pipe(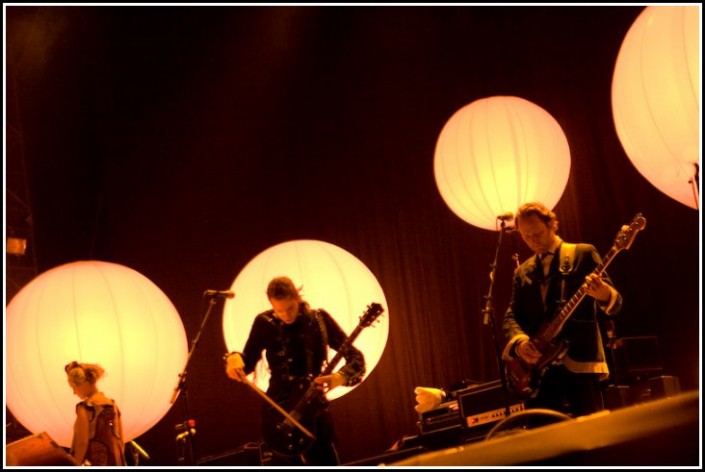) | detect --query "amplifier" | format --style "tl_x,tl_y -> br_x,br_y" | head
419,400 -> 462,433
419,380 -> 525,439
457,380 -> 525,431
464,402 -> 526,429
